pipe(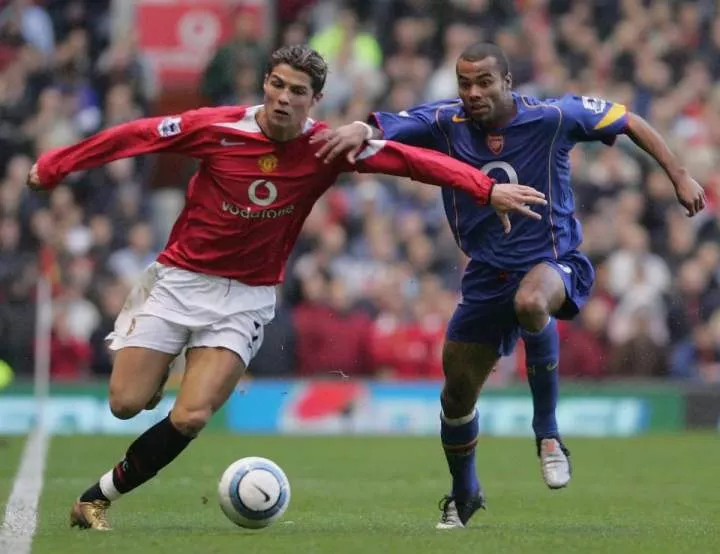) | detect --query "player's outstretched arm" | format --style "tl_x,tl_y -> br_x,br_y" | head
349,139 -> 547,230
27,112 -> 205,191
624,113 -> 706,217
